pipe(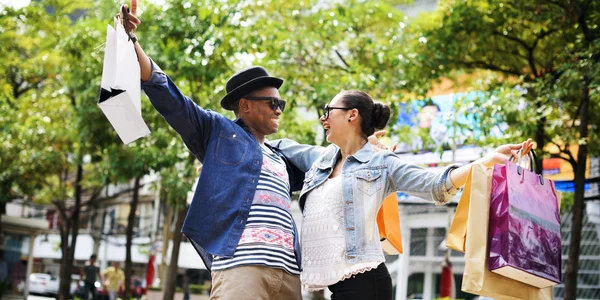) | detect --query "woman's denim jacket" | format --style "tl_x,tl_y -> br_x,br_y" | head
270,139 -> 461,264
